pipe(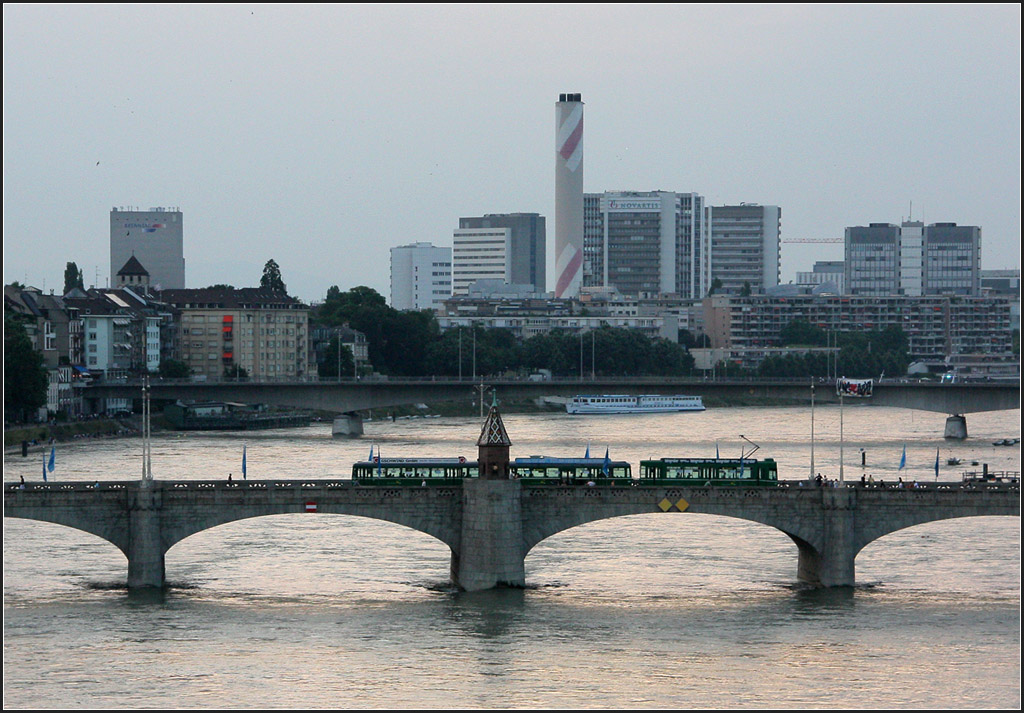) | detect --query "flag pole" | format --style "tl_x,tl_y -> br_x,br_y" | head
839,391 -> 844,482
